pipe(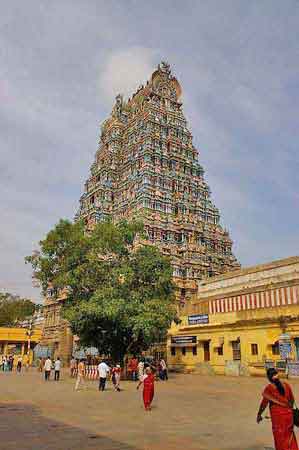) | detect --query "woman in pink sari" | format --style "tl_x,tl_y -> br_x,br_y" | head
137,366 -> 155,411
257,368 -> 298,450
